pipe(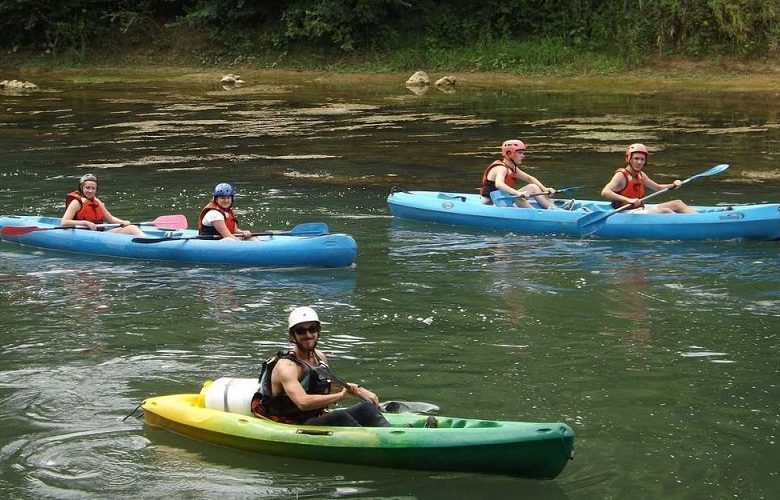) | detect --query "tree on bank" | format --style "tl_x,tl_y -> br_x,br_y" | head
1,0 -> 777,67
